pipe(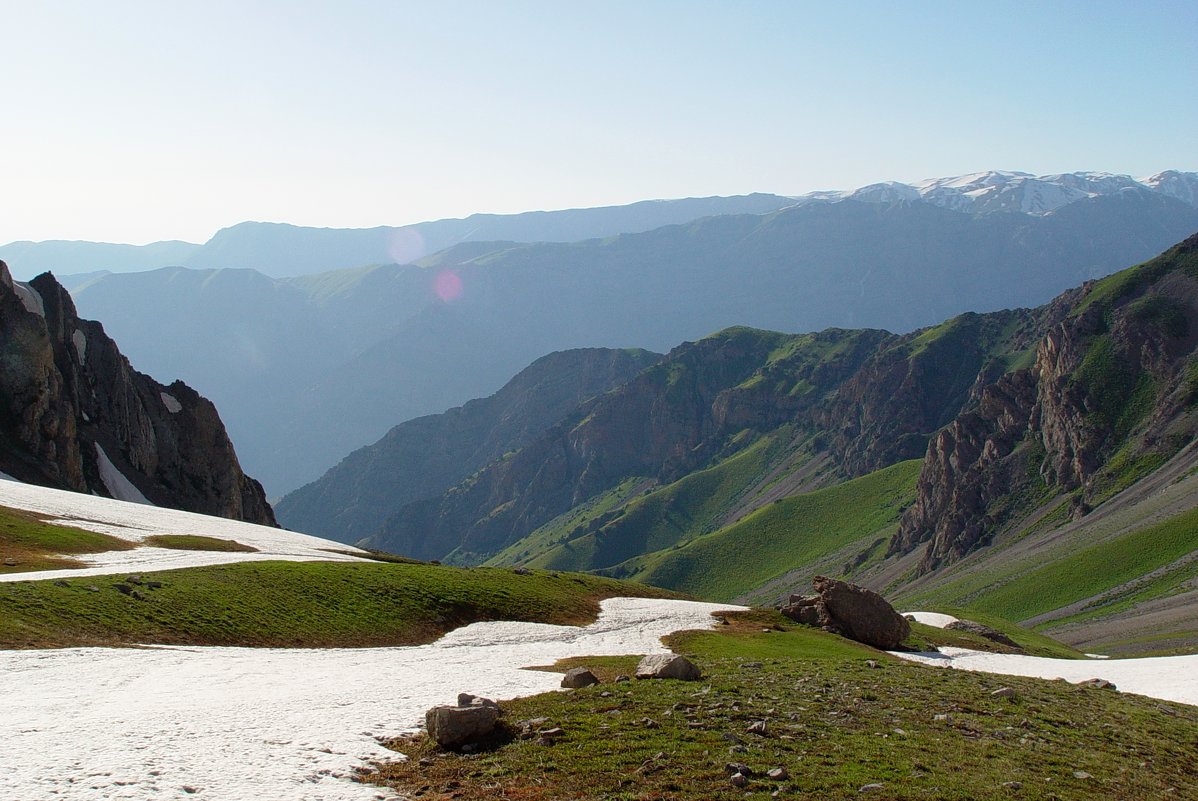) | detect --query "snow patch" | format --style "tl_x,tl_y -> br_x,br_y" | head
160,391 -> 183,413
71,329 -> 87,364
12,281 -> 45,316
0,597 -> 741,801
94,443 -> 153,506
903,611 -> 960,628
0,479 -> 371,581
891,647 -> 1198,707
0,471 -> 18,482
